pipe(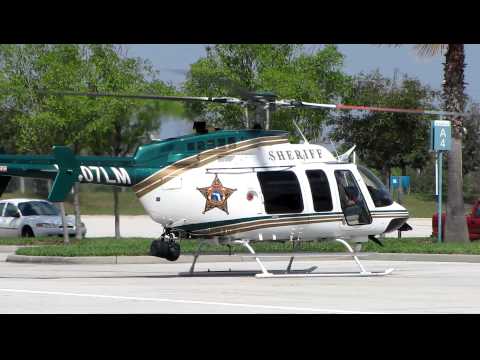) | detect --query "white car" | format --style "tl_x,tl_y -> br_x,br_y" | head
0,198 -> 87,238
